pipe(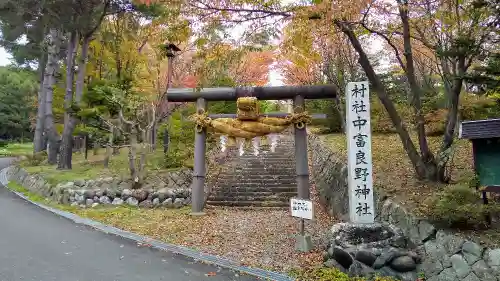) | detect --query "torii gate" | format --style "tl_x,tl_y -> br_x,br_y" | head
166,85 -> 338,215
